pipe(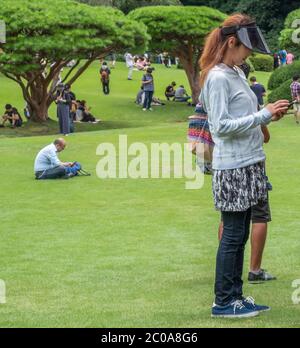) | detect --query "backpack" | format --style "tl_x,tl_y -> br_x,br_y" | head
101,70 -> 109,82
65,162 -> 91,176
